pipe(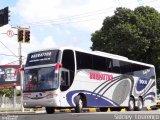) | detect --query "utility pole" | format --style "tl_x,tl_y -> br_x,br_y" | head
17,26 -> 30,112
10,26 -> 24,112
19,41 -> 24,112
19,42 -> 22,69
17,27 -> 22,112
